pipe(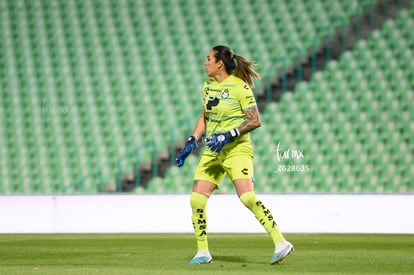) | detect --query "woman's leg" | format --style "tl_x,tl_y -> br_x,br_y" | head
187,180 -> 216,264
234,178 -> 294,264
